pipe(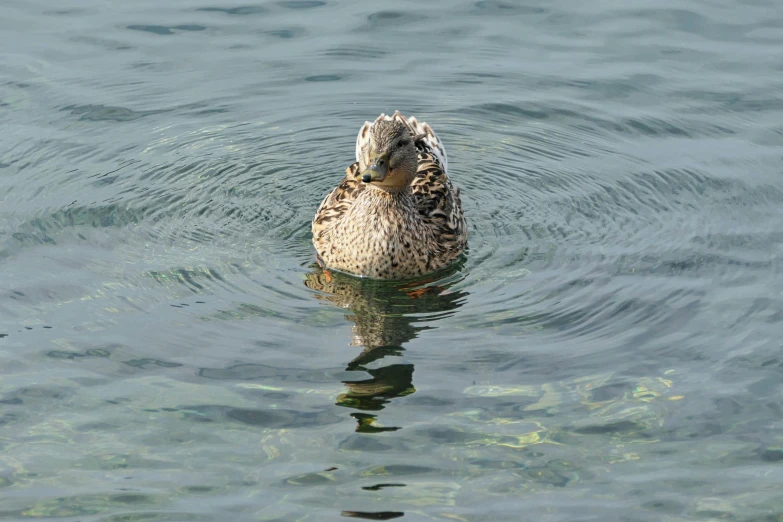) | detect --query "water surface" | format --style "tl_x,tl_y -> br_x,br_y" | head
2,0 -> 783,520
